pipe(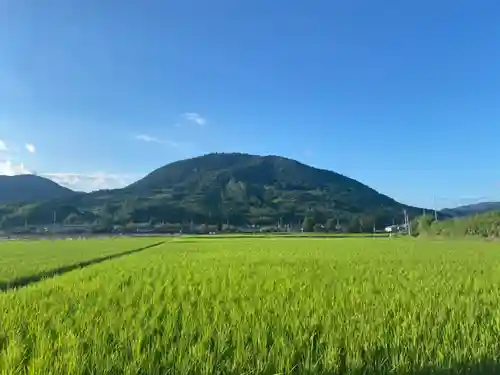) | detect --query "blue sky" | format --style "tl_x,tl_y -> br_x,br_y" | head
1,1 -> 499,208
